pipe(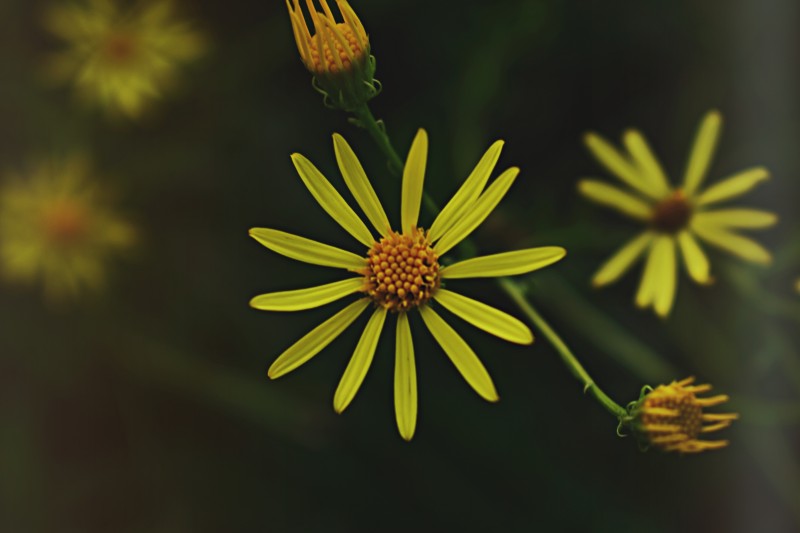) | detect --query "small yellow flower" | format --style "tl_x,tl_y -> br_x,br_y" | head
0,155 -> 136,301
579,110 -> 777,317
285,0 -> 379,111
44,0 -> 205,118
250,131 -> 566,440
628,377 -> 738,453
